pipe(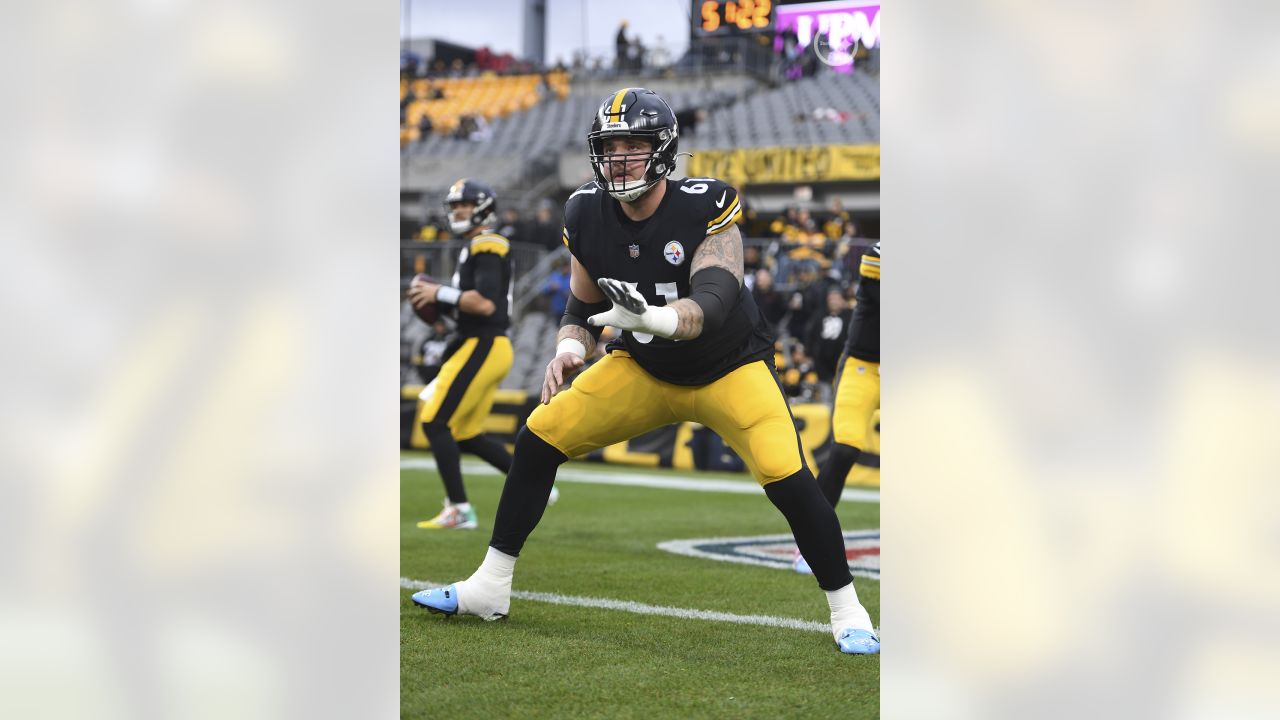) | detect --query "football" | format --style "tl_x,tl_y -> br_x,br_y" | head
410,273 -> 439,323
